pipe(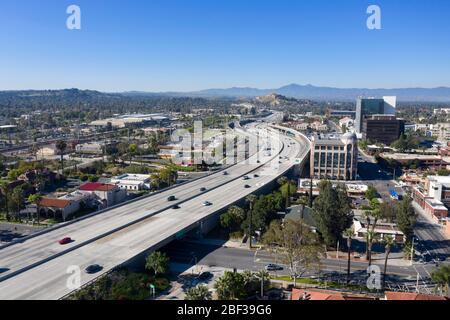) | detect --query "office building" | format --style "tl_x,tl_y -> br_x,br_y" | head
355,97 -> 397,133
362,115 -> 405,145
310,132 -> 358,181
